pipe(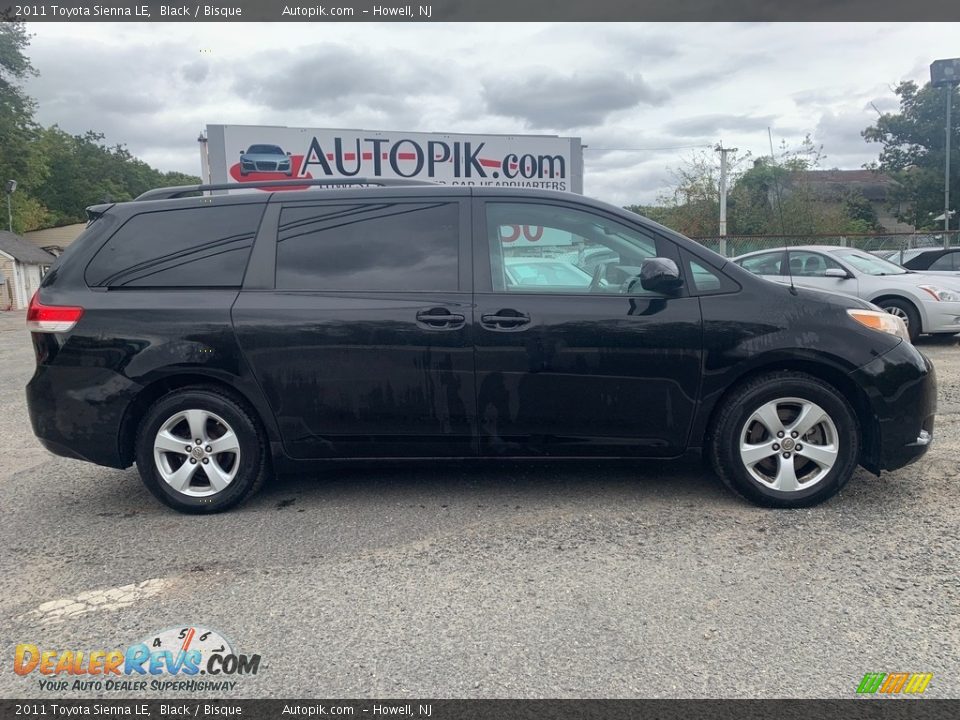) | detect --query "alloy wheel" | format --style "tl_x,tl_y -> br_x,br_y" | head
153,409 -> 241,497
738,397 -> 839,492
